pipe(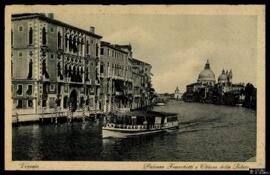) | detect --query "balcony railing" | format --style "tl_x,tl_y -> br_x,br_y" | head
85,79 -> 92,85
57,76 -> 64,82
115,91 -> 123,96
134,94 -> 141,98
